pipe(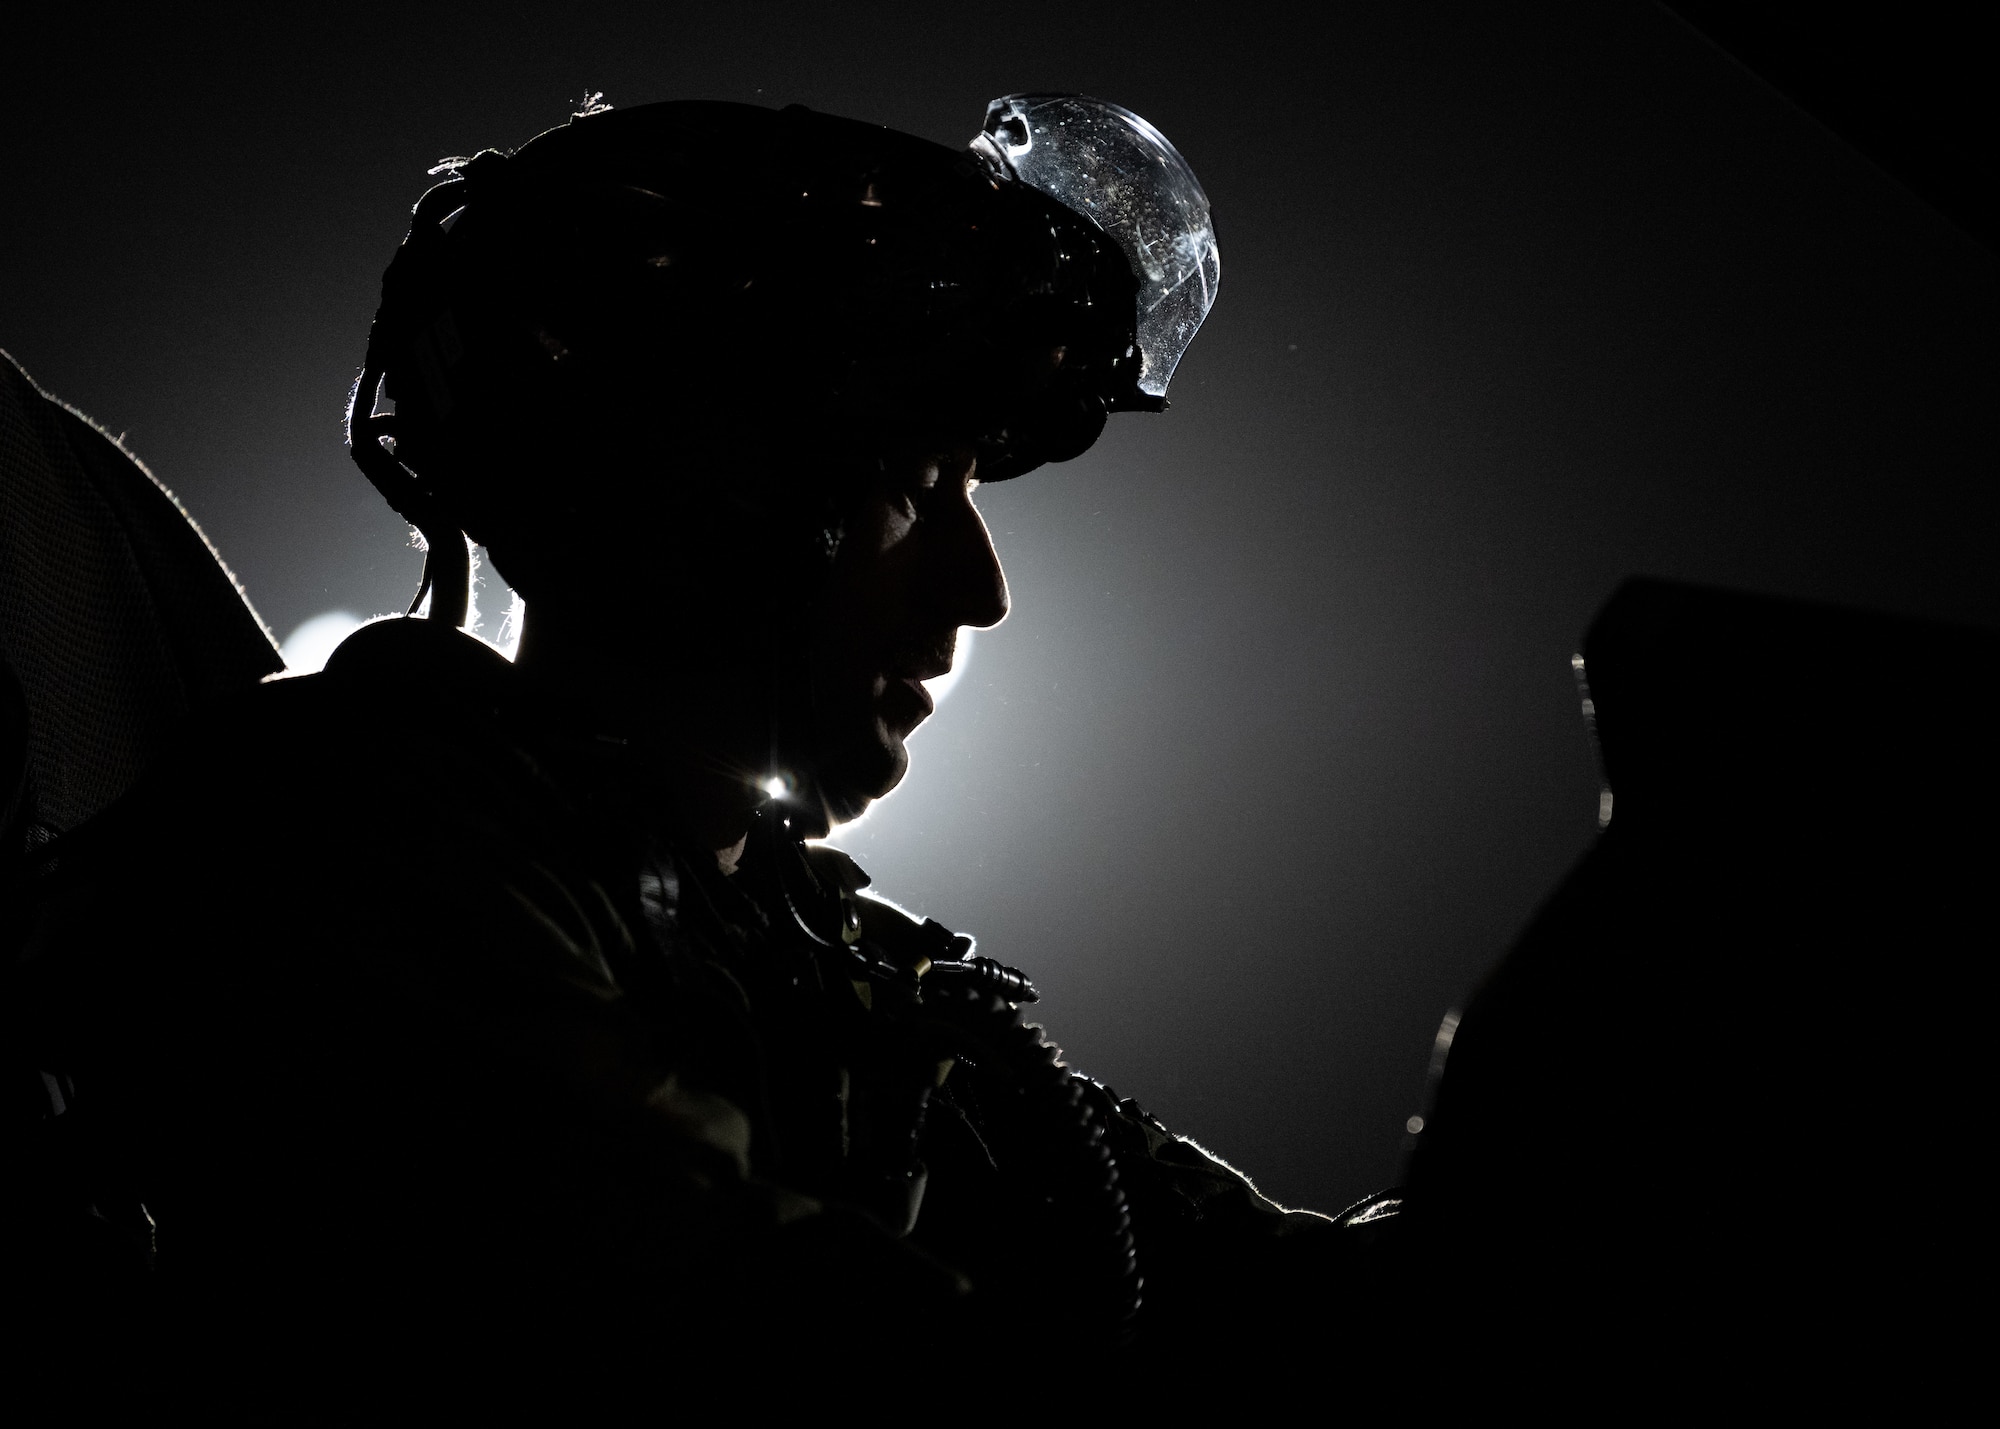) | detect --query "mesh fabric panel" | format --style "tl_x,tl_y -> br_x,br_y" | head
0,349 -> 283,840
